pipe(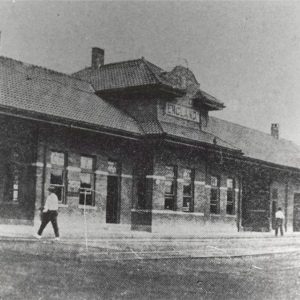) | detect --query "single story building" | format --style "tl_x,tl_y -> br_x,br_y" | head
1,48 -> 300,234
